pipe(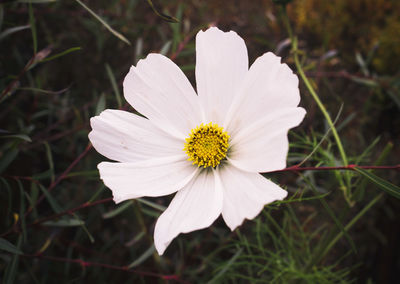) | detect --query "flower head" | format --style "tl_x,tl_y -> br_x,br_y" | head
89,27 -> 306,255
